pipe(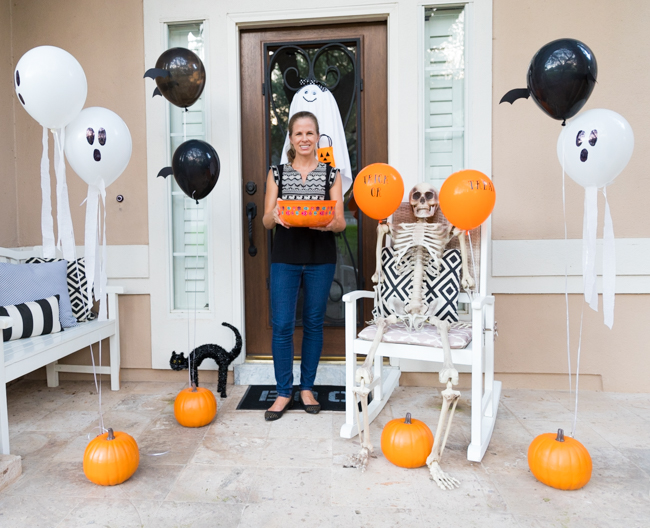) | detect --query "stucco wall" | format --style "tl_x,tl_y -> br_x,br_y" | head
492,0 -> 650,392
10,0 -> 148,247
0,0 -> 18,248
